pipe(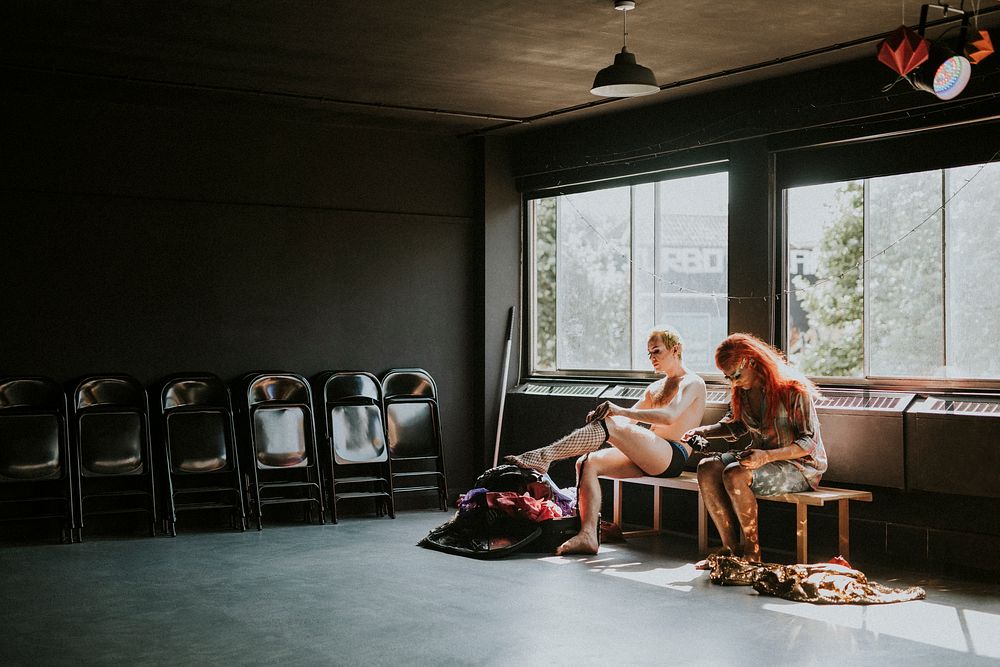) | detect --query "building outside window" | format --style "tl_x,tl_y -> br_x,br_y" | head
530,170 -> 728,376
786,161 -> 1000,381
